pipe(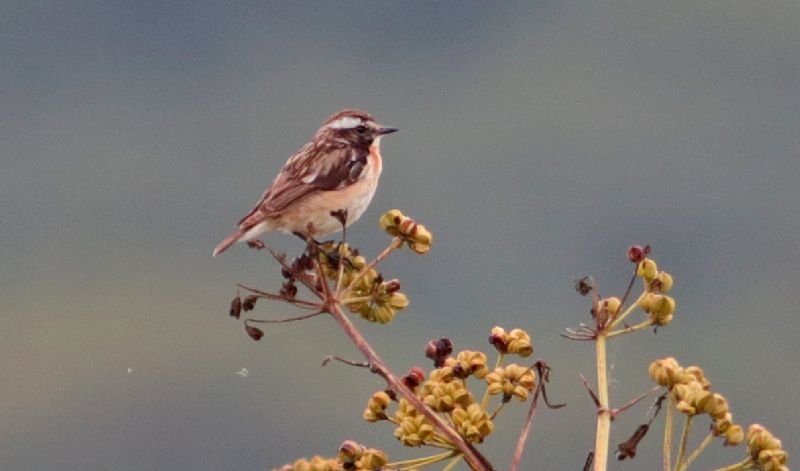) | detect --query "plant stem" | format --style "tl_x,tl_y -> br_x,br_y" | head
712,458 -> 754,471
326,302 -> 493,471
441,455 -> 464,471
594,332 -> 611,471
674,415 -> 693,471
608,291 -> 646,329
387,450 -> 458,469
480,353 -> 504,410
680,432 -> 714,471
663,398 -> 675,471
340,237 -> 403,297
606,320 -> 654,338
509,371 -> 543,471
